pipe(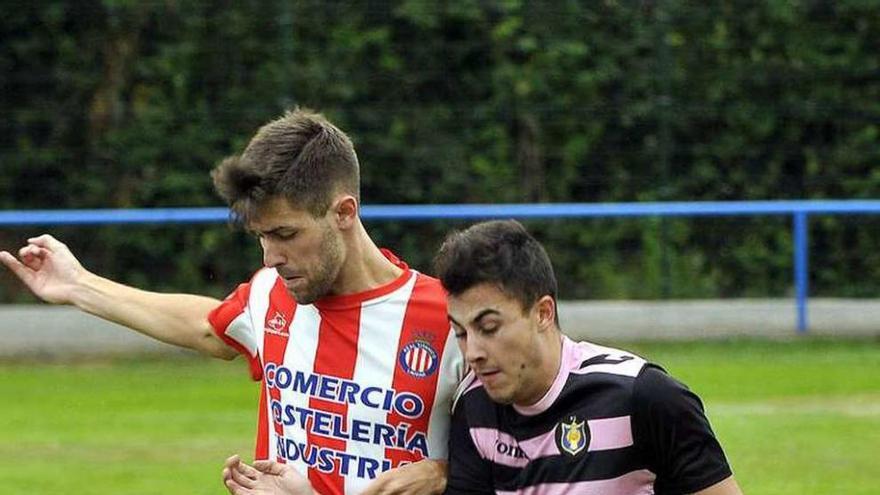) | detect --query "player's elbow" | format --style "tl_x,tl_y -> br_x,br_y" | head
202,337 -> 238,360
192,326 -> 237,360
213,346 -> 238,360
